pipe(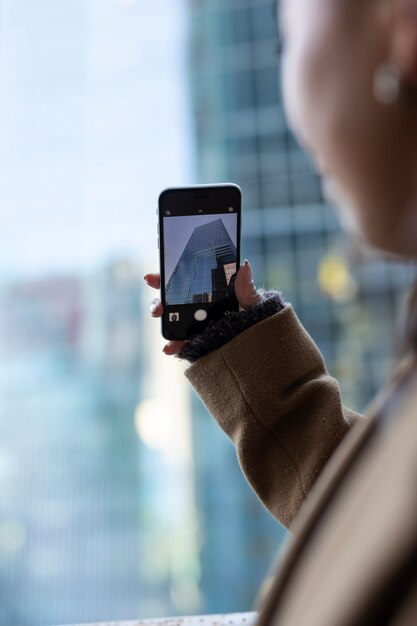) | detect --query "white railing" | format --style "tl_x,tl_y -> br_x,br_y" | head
56,611 -> 258,626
